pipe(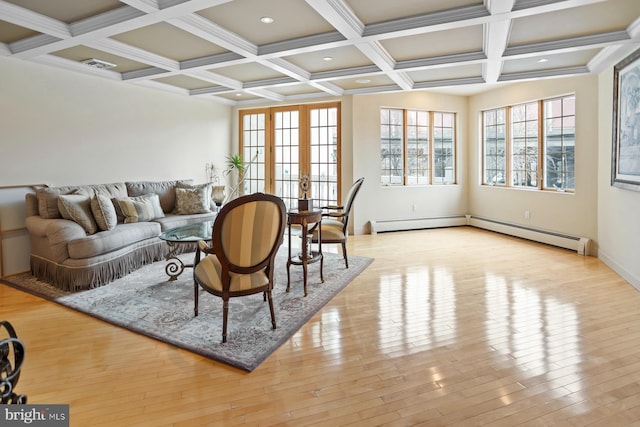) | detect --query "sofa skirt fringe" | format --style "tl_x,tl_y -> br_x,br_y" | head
29,242 -> 187,292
